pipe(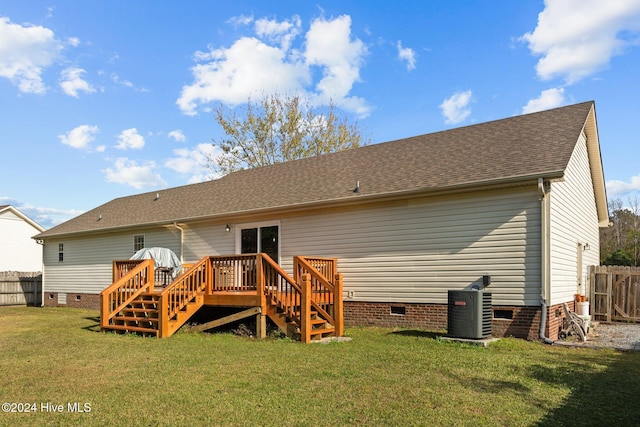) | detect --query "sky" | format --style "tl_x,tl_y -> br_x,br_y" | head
1,0 -> 640,229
